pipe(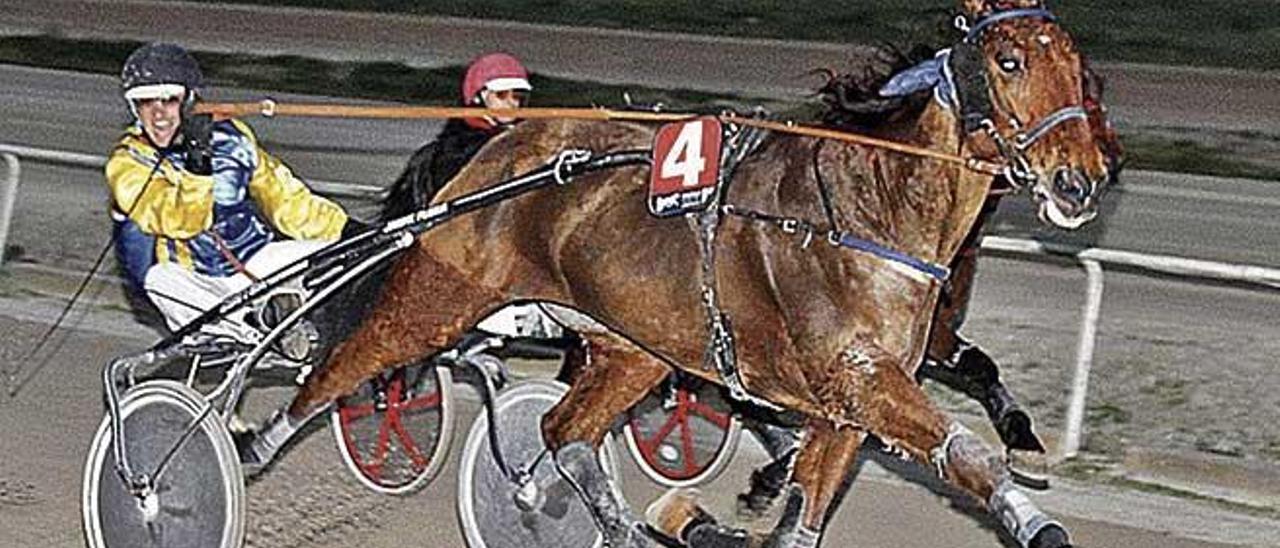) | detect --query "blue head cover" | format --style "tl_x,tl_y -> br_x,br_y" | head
876,7 -> 1058,111
878,49 -> 957,111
